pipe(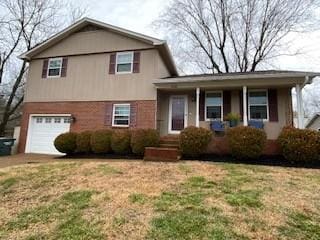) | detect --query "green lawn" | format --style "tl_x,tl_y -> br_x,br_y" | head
0,159 -> 319,239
